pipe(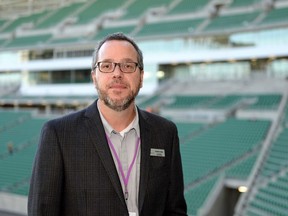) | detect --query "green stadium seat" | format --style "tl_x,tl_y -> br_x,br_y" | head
204,12 -> 260,32
0,145 -> 37,194
119,0 -> 169,20
35,2 -> 84,29
260,7 -> 288,26
229,0 -> 262,8
184,177 -> 218,216
136,18 -> 203,38
168,0 -> 210,15
4,34 -> 51,48
93,25 -> 136,40
1,11 -> 48,33
75,0 -> 126,25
